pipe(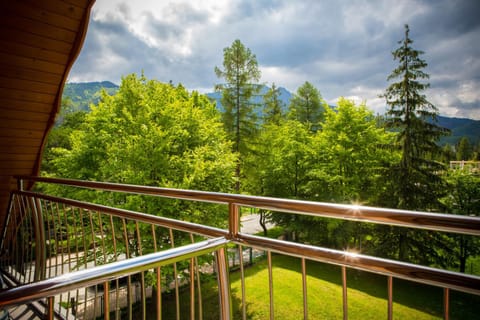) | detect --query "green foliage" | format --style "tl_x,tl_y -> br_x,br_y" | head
262,83 -> 285,125
381,25 -> 449,211
47,73 -> 236,227
440,169 -> 480,272
288,81 -> 326,132
214,39 -> 262,191
456,137 -> 473,160
310,98 -> 398,203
